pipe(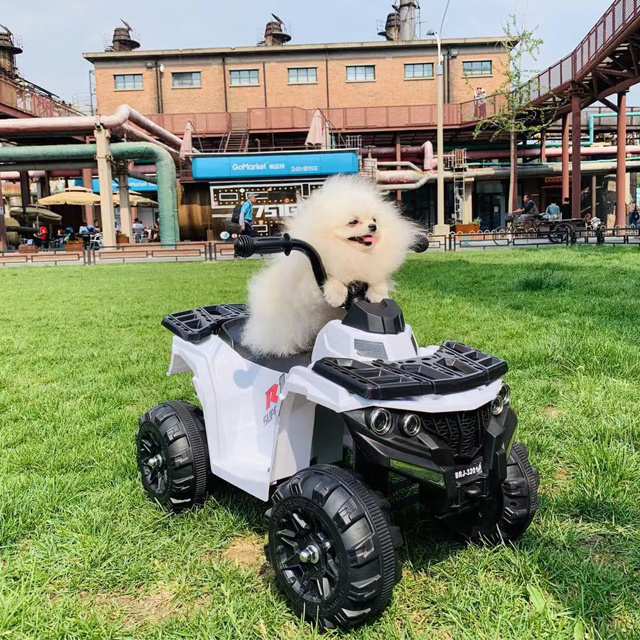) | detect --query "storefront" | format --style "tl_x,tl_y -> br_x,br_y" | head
183,150 -> 359,240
